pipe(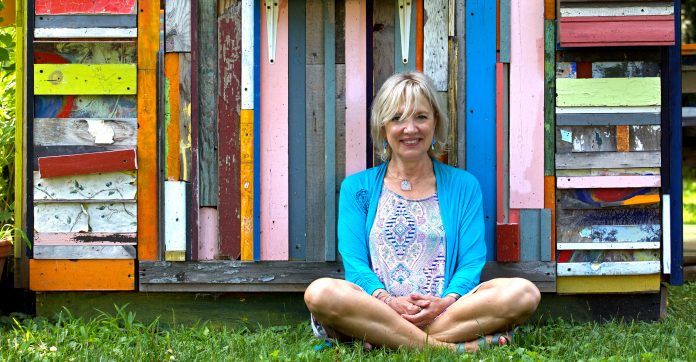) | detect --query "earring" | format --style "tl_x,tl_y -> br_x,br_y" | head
431,139 -> 436,151
383,141 -> 388,155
